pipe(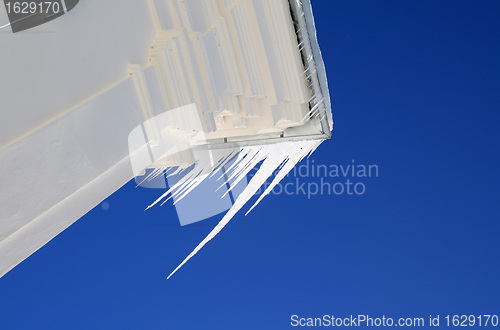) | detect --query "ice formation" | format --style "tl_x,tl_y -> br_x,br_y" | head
120,0 -> 333,278
144,139 -> 322,279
